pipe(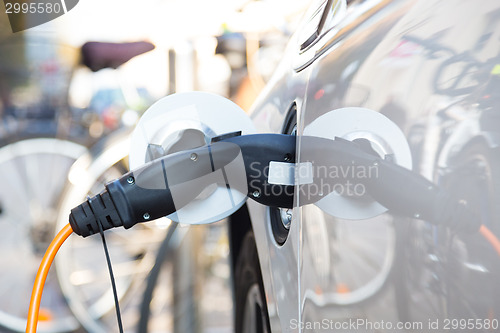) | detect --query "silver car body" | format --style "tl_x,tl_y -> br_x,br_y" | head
247,0 -> 500,331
